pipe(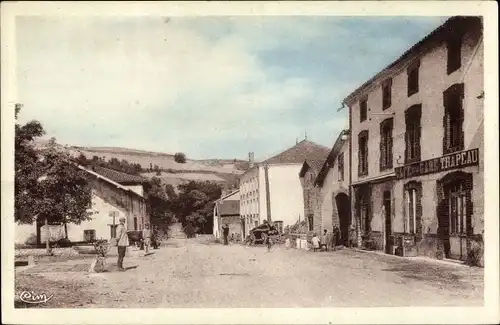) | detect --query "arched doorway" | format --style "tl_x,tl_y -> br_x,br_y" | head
335,192 -> 350,246
436,171 -> 473,260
